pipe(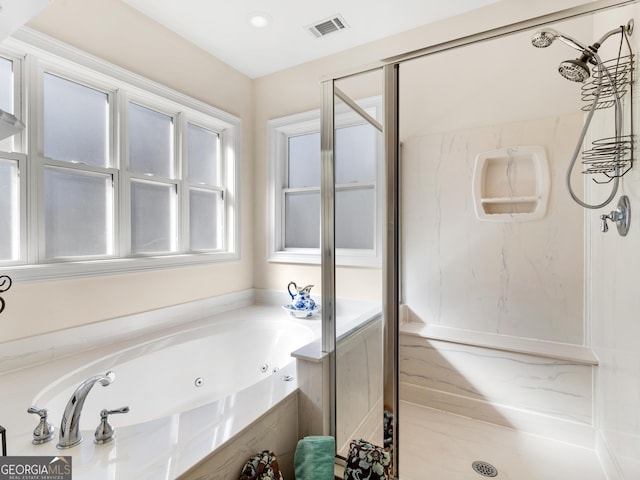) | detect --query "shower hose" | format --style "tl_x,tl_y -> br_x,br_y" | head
565,52 -> 624,209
